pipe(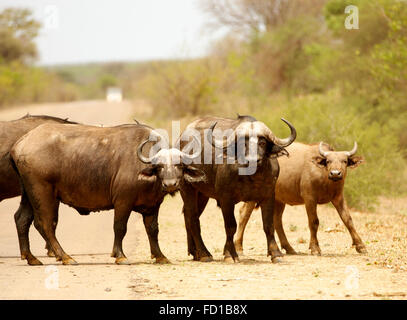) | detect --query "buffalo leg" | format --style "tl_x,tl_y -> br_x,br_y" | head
182,205 -> 196,258
183,193 -> 209,260
260,198 -> 283,262
187,193 -> 209,258
14,192 -> 42,265
44,214 -> 58,257
143,209 -> 169,264
274,201 -> 297,254
33,199 -> 75,265
45,242 -> 54,257
304,200 -> 321,255
220,201 -> 239,263
111,207 -> 131,265
234,201 -> 256,255
331,195 -> 367,253
181,188 -> 212,262
31,203 -> 64,262
182,208 -> 212,261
